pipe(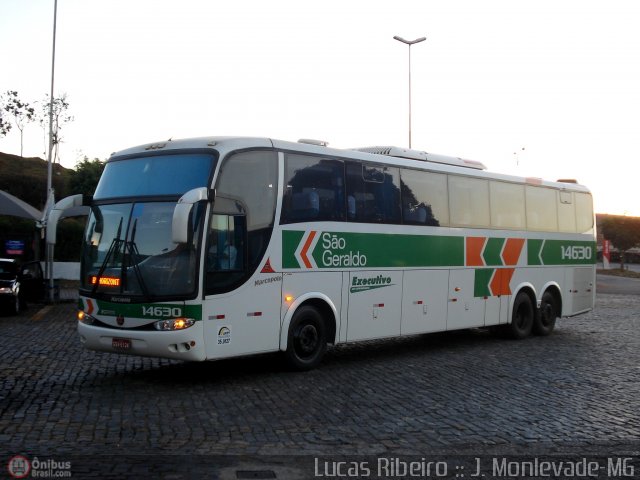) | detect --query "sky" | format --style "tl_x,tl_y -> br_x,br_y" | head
1,0 -> 639,216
